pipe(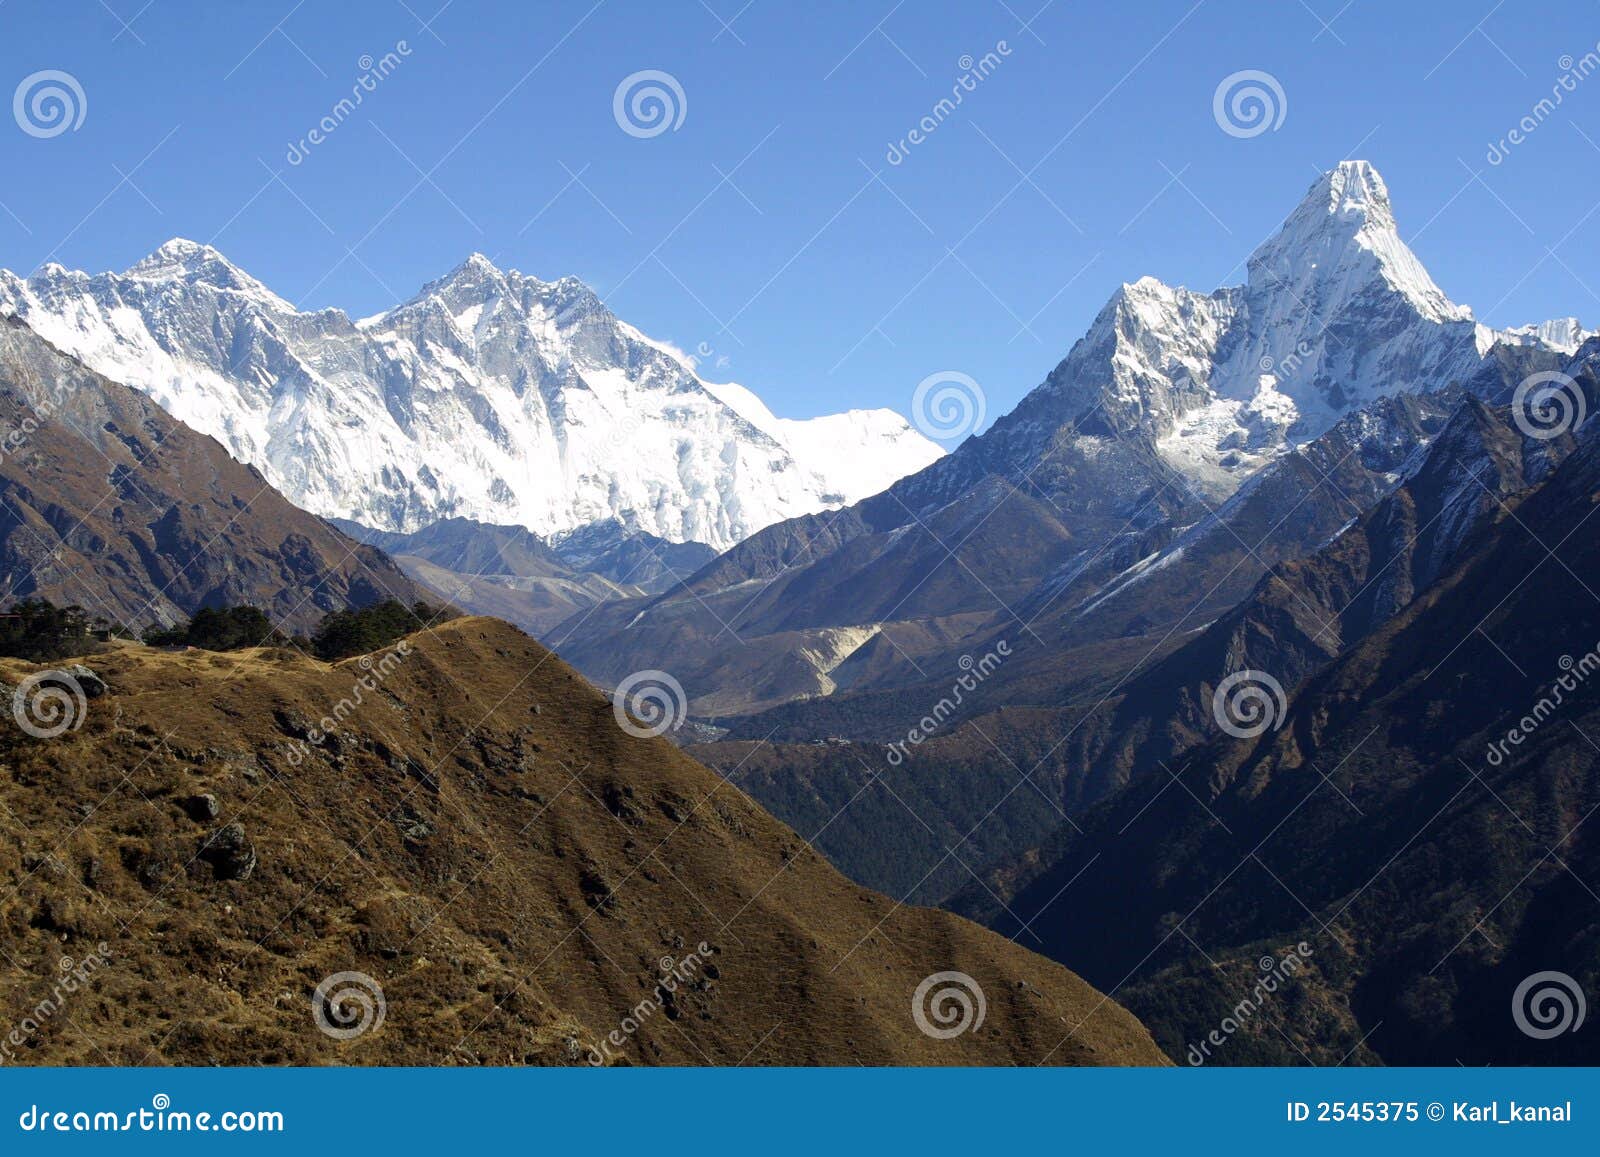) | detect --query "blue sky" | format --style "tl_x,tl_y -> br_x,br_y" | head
2,0 -> 1598,433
